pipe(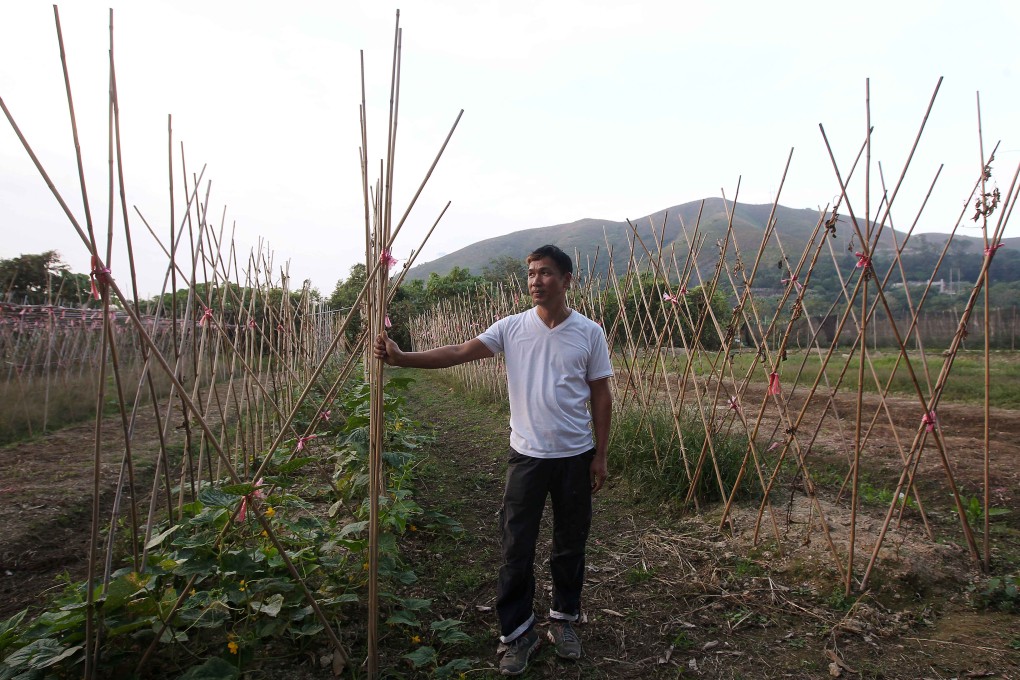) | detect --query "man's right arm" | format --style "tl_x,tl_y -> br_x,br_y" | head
374,334 -> 494,368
